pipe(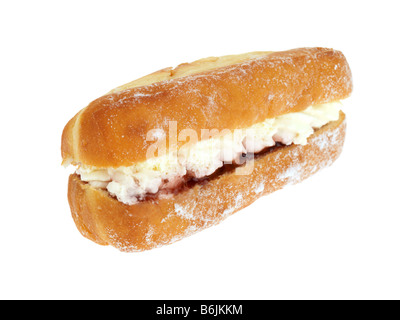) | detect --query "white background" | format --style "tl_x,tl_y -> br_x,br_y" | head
1,0 -> 399,300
